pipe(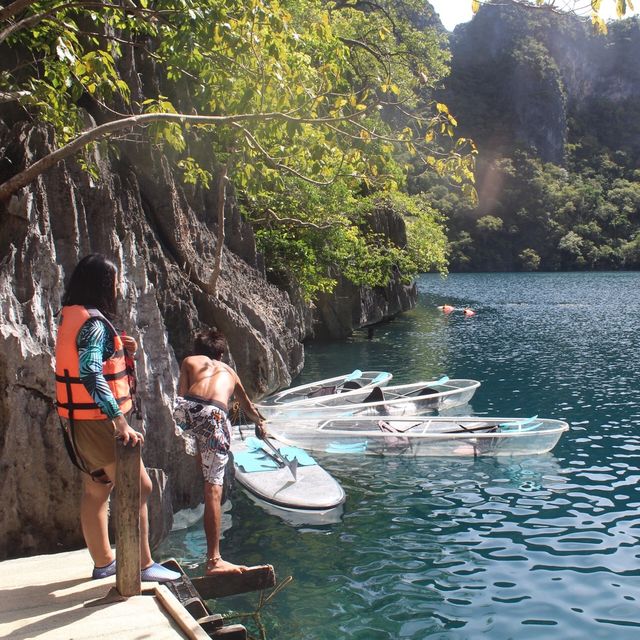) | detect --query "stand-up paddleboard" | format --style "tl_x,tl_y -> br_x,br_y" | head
231,435 -> 345,523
